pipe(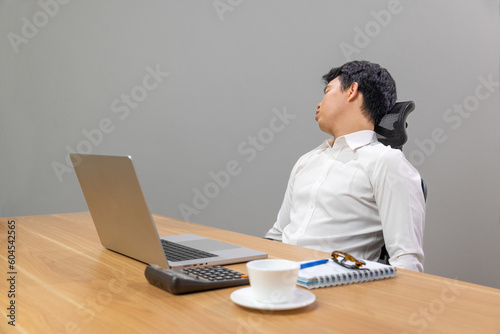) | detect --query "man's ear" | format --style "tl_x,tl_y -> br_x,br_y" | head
346,82 -> 361,102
